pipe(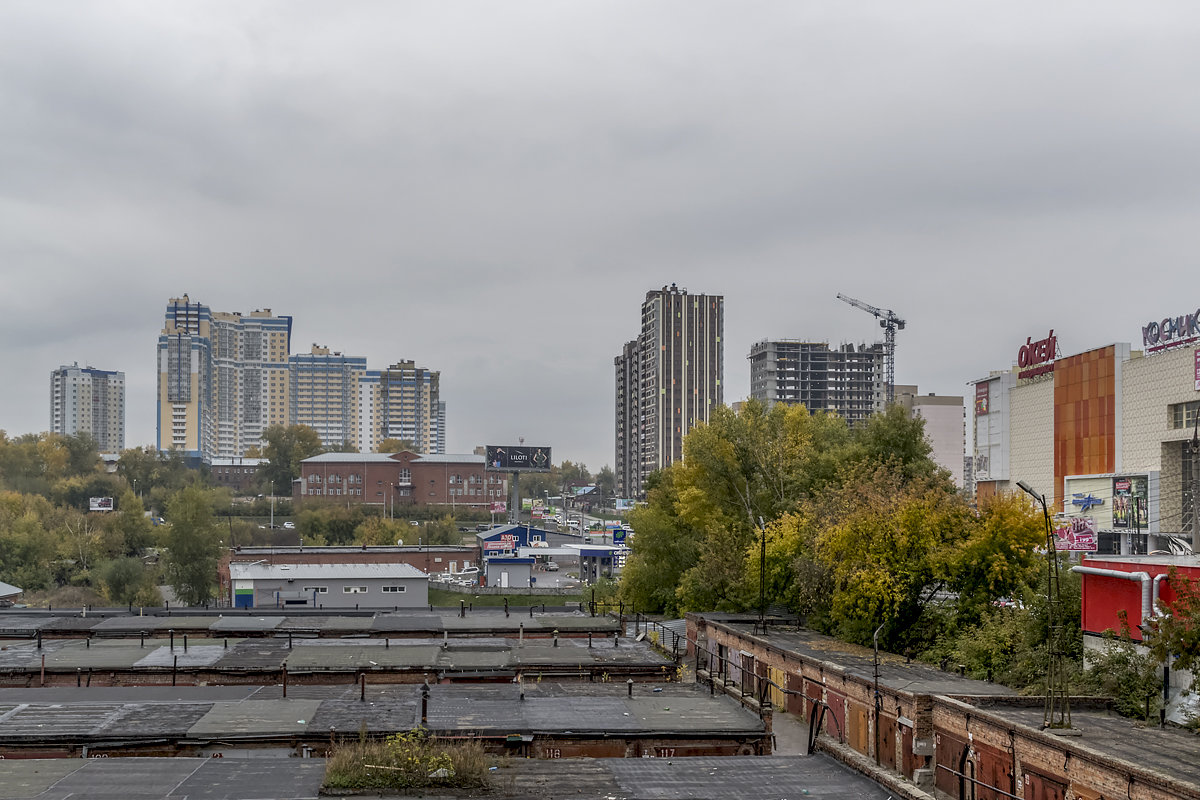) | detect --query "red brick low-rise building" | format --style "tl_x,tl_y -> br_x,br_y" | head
295,451 -> 507,510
